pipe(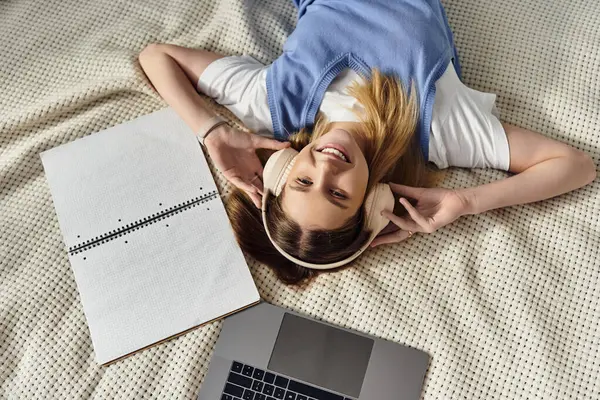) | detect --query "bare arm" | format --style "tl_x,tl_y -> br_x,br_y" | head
460,123 -> 597,214
372,123 -> 596,246
138,43 -> 224,133
137,44 -> 288,207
